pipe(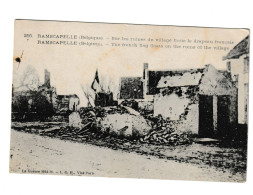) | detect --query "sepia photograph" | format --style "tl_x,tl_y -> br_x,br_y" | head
9,20 -> 249,183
